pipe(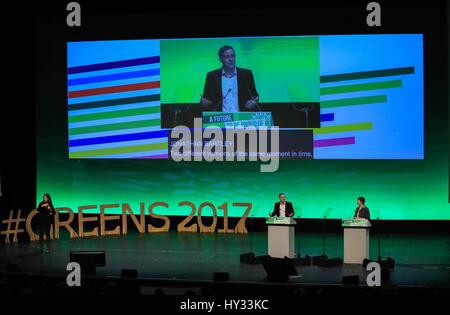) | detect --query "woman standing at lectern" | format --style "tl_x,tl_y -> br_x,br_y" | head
354,196 -> 370,220
36,193 -> 55,254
